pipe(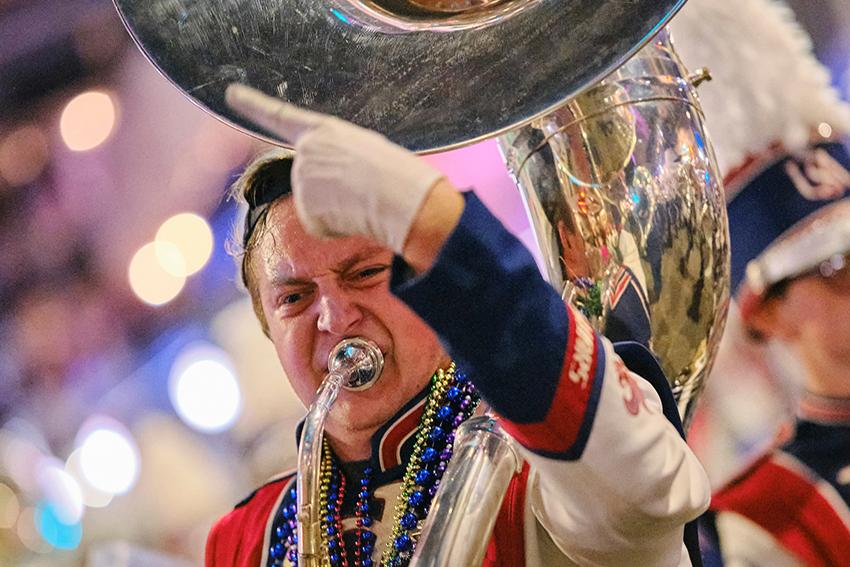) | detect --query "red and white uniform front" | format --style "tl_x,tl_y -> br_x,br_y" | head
708,394 -> 850,567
